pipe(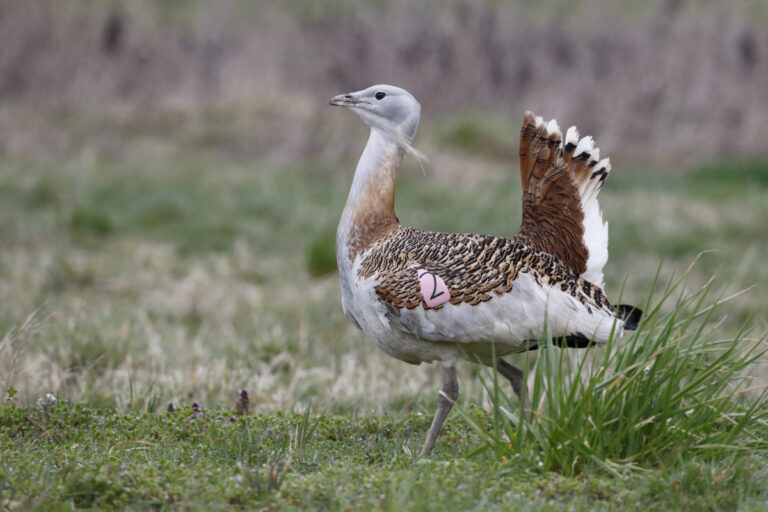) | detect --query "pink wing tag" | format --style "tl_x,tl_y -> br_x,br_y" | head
417,269 -> 450,308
